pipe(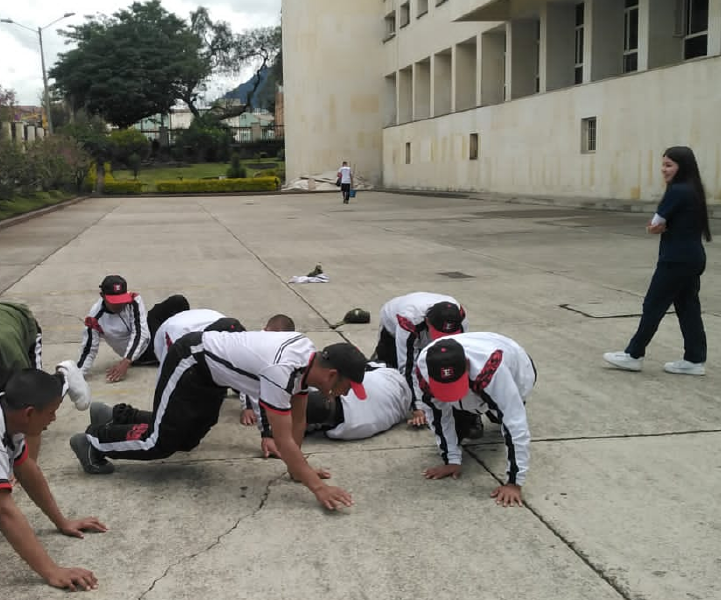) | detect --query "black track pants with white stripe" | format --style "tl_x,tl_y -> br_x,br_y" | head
86,332 -> 225,461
